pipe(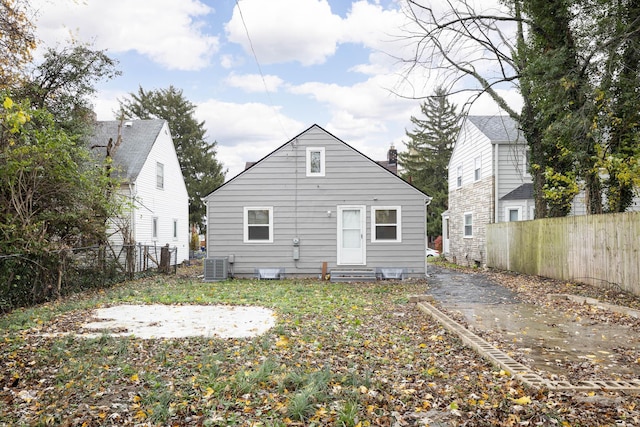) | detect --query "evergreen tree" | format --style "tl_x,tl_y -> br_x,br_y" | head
398,87 -> 460,240
119,86 -> 226,232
